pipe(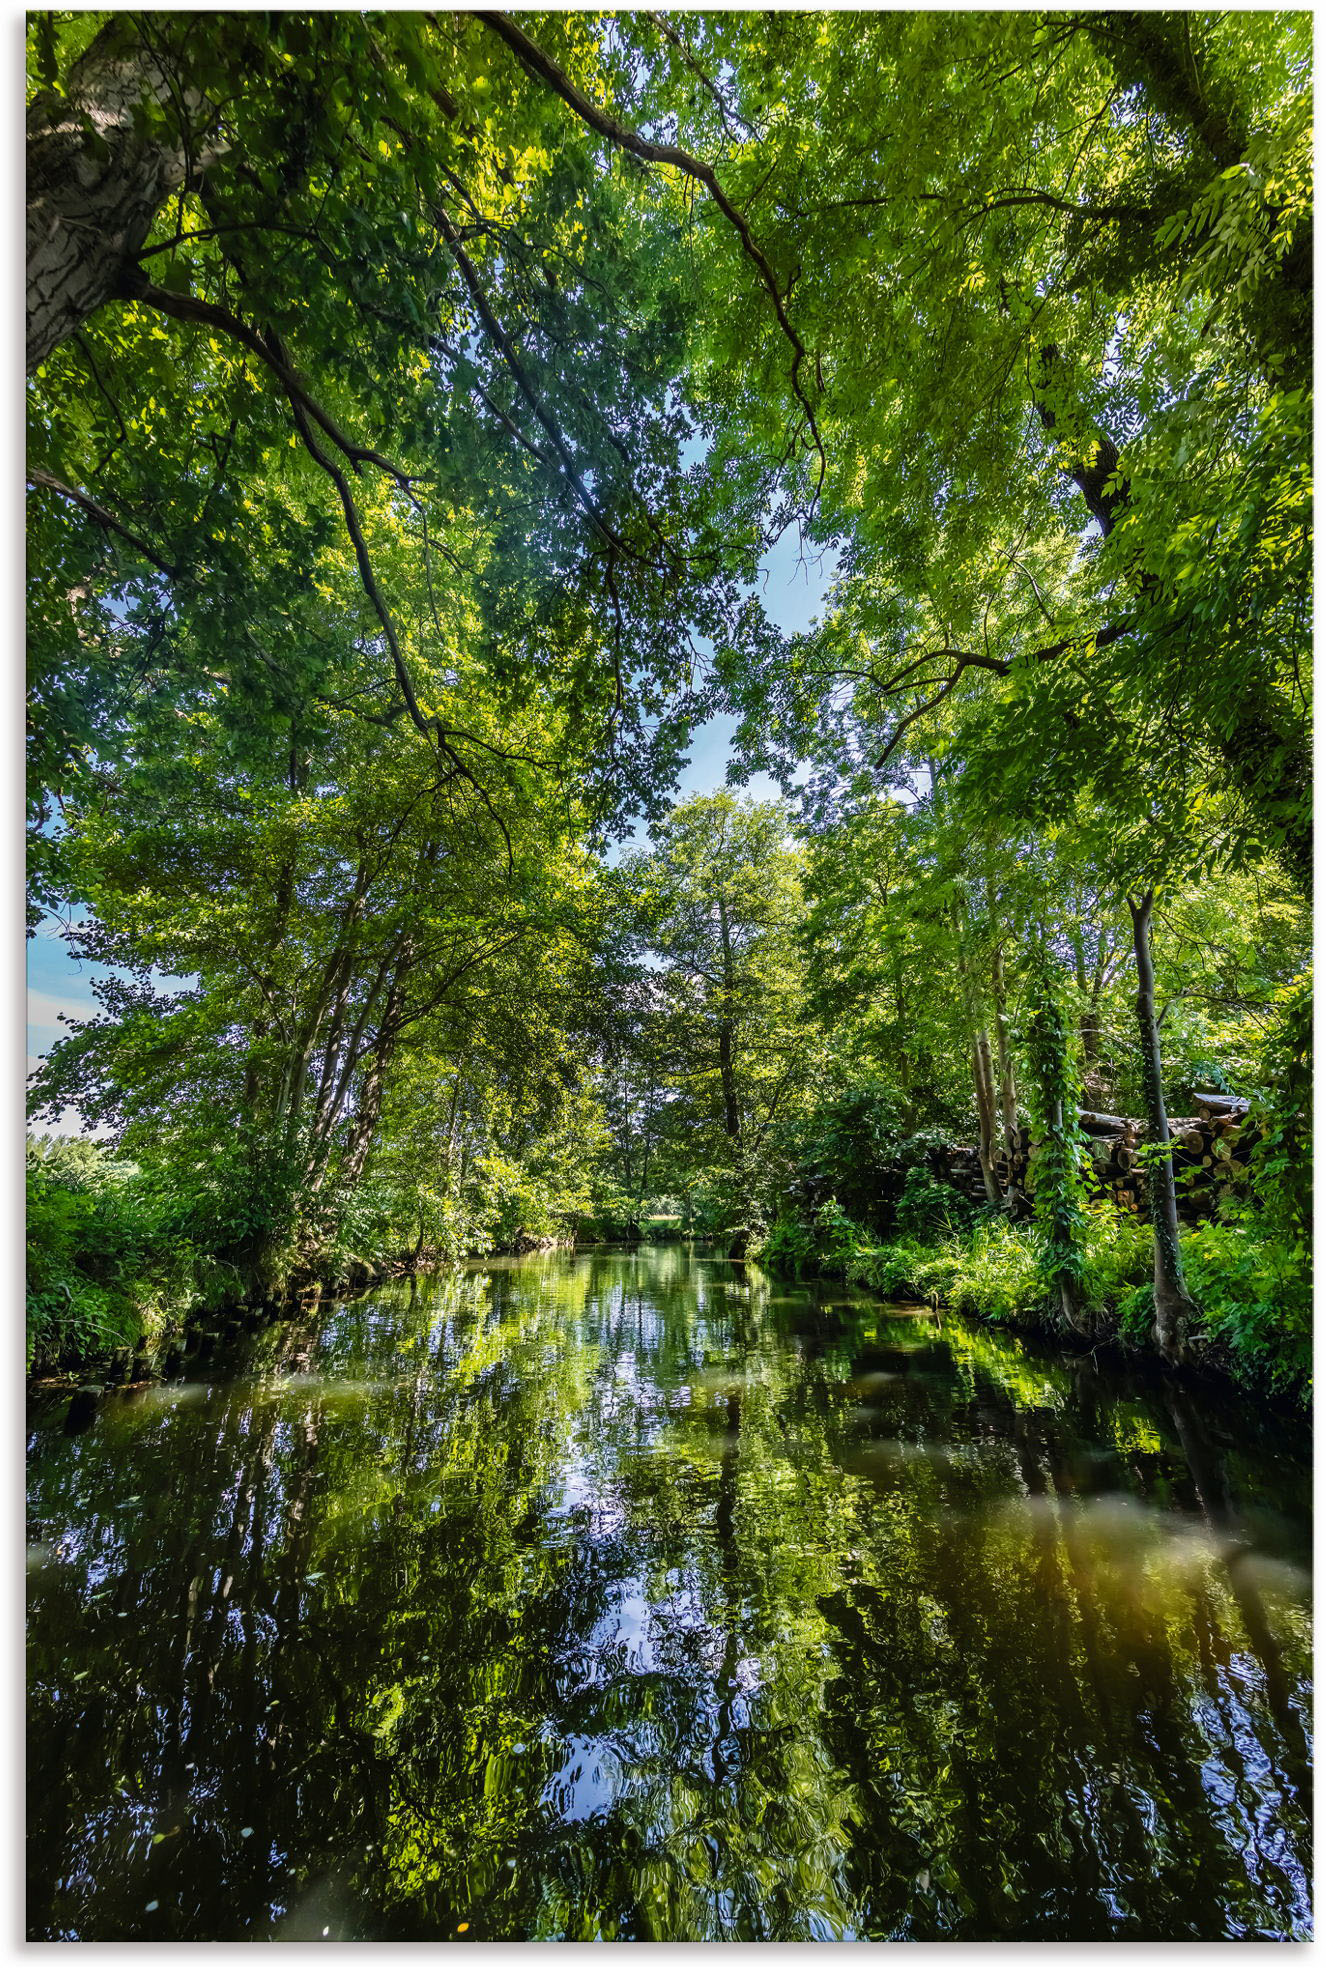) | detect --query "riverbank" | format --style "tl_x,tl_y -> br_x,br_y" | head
27,1131 -> 1308,1410
25,1135 -> 697,1383
756,1202 -> 1312,1409
25,1137 -> 581,1383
